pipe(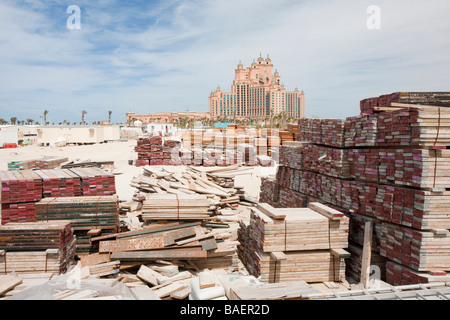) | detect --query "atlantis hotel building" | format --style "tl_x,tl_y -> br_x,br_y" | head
209,55 -> 305,120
